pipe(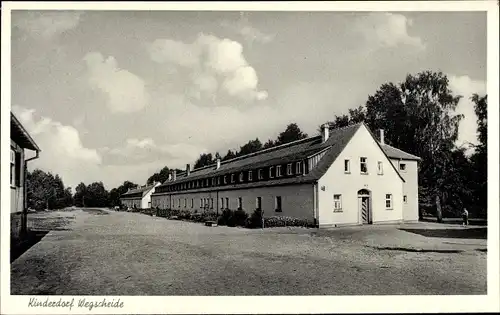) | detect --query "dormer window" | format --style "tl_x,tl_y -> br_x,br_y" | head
269,166 -> 275,179
217,177 -> 220,185
296,161 -> 302,174
277,165 -> 282,177
231,174 -> 235,183
287,163 -> 292,175
248,170 -> 253,181
224,175 -> 227,184
239,172 -> 244,182
258,169 -> 263,180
